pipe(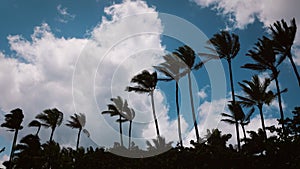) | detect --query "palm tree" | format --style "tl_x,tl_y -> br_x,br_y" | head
119,100 -> 135,149
221,102 -> 255,140
126,70 -> 161,137
1,108 -> 24,168
237,75 -> 276,138
242,36 -> 287,131
66,113 -> 89,150
102,96 -> 127,147
199,31 -> 241,149
270,18 -> 300,86
154,54 -> 187,147
14,134 -> 44,169
28,120 -> 42,136
35,108 -> 63,142
173,45 -> 203,143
